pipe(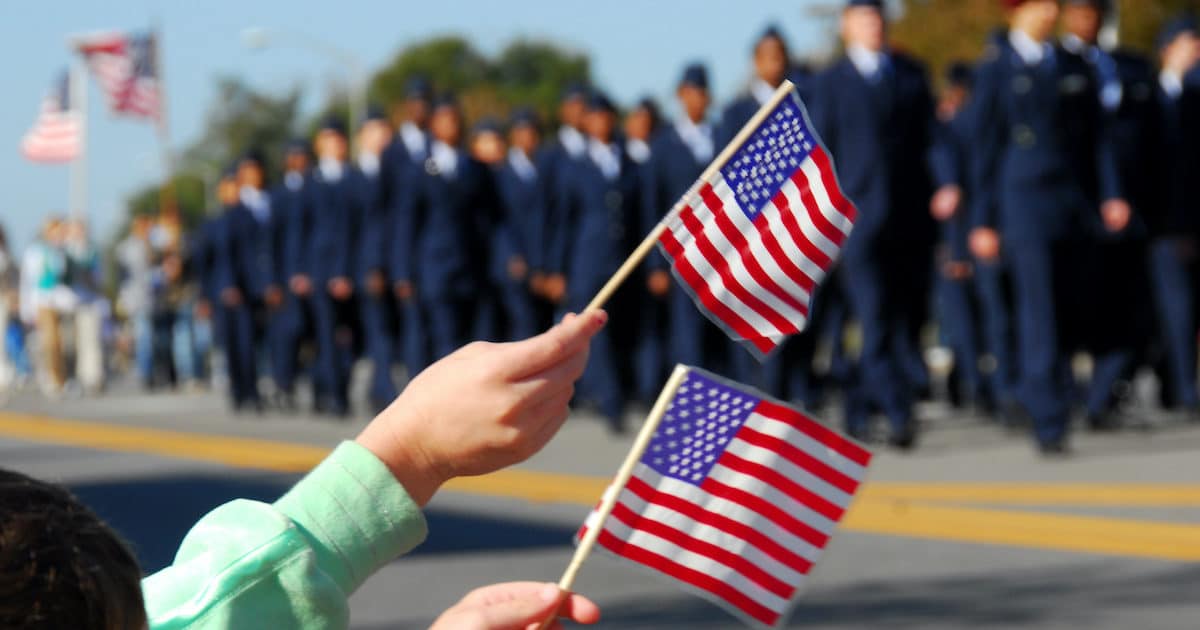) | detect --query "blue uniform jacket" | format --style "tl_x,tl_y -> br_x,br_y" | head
390,152 -> 499,300
967,37 -> 1122,241
350,166 -> 390,287
304,167 -> 363,286
495,151 -> 549,276
929,113 -> 973,262
643,125 -> 710,273
808,52 -> 937,252
273,176 -> 309,286
549,141 -> 643,295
